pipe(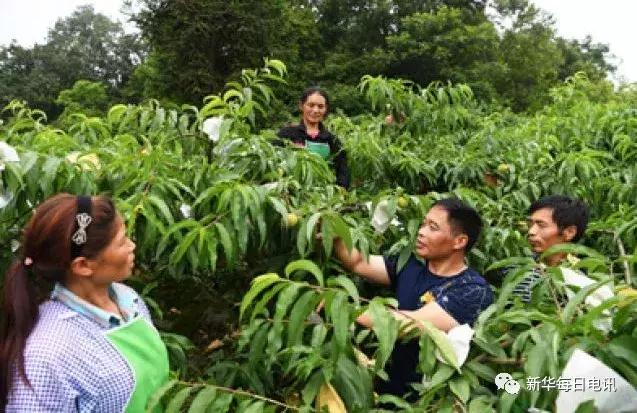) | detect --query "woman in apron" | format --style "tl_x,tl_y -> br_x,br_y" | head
1,194 -> 169,412
277,87 -> 350,188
